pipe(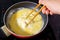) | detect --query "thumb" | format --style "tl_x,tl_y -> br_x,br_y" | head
39,0 -> 46,5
